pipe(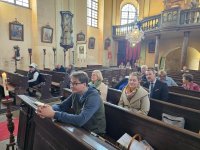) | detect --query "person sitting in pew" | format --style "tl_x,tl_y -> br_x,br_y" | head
182,73 -> 200,92
119,62 -> 125,69
36,71 -> 106,135
53,64 -> 66,73
181,65 -> 189,73
66,64 -> 75,75
140,65 -> 148,86
27,63 -> 40,87
158,70 -> 178,87
143,68 -> 169,101
88,70 -> 108,101
118,72 -> 150,115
